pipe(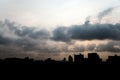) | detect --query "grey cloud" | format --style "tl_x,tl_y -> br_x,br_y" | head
0,20 -> 19,39
96,41 -> 120,52
1,19 -> 120,46
0,20 -> 51,49
0,36 -> 13,45
0,20 -> 69,53
52,27 -> 71,42
52,23 -> 120,41
29,29 -> 50,39
0,19 -> 50,40
16,26 -> 50,39
98,7 -> 114,22
76,41 -> 120,52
